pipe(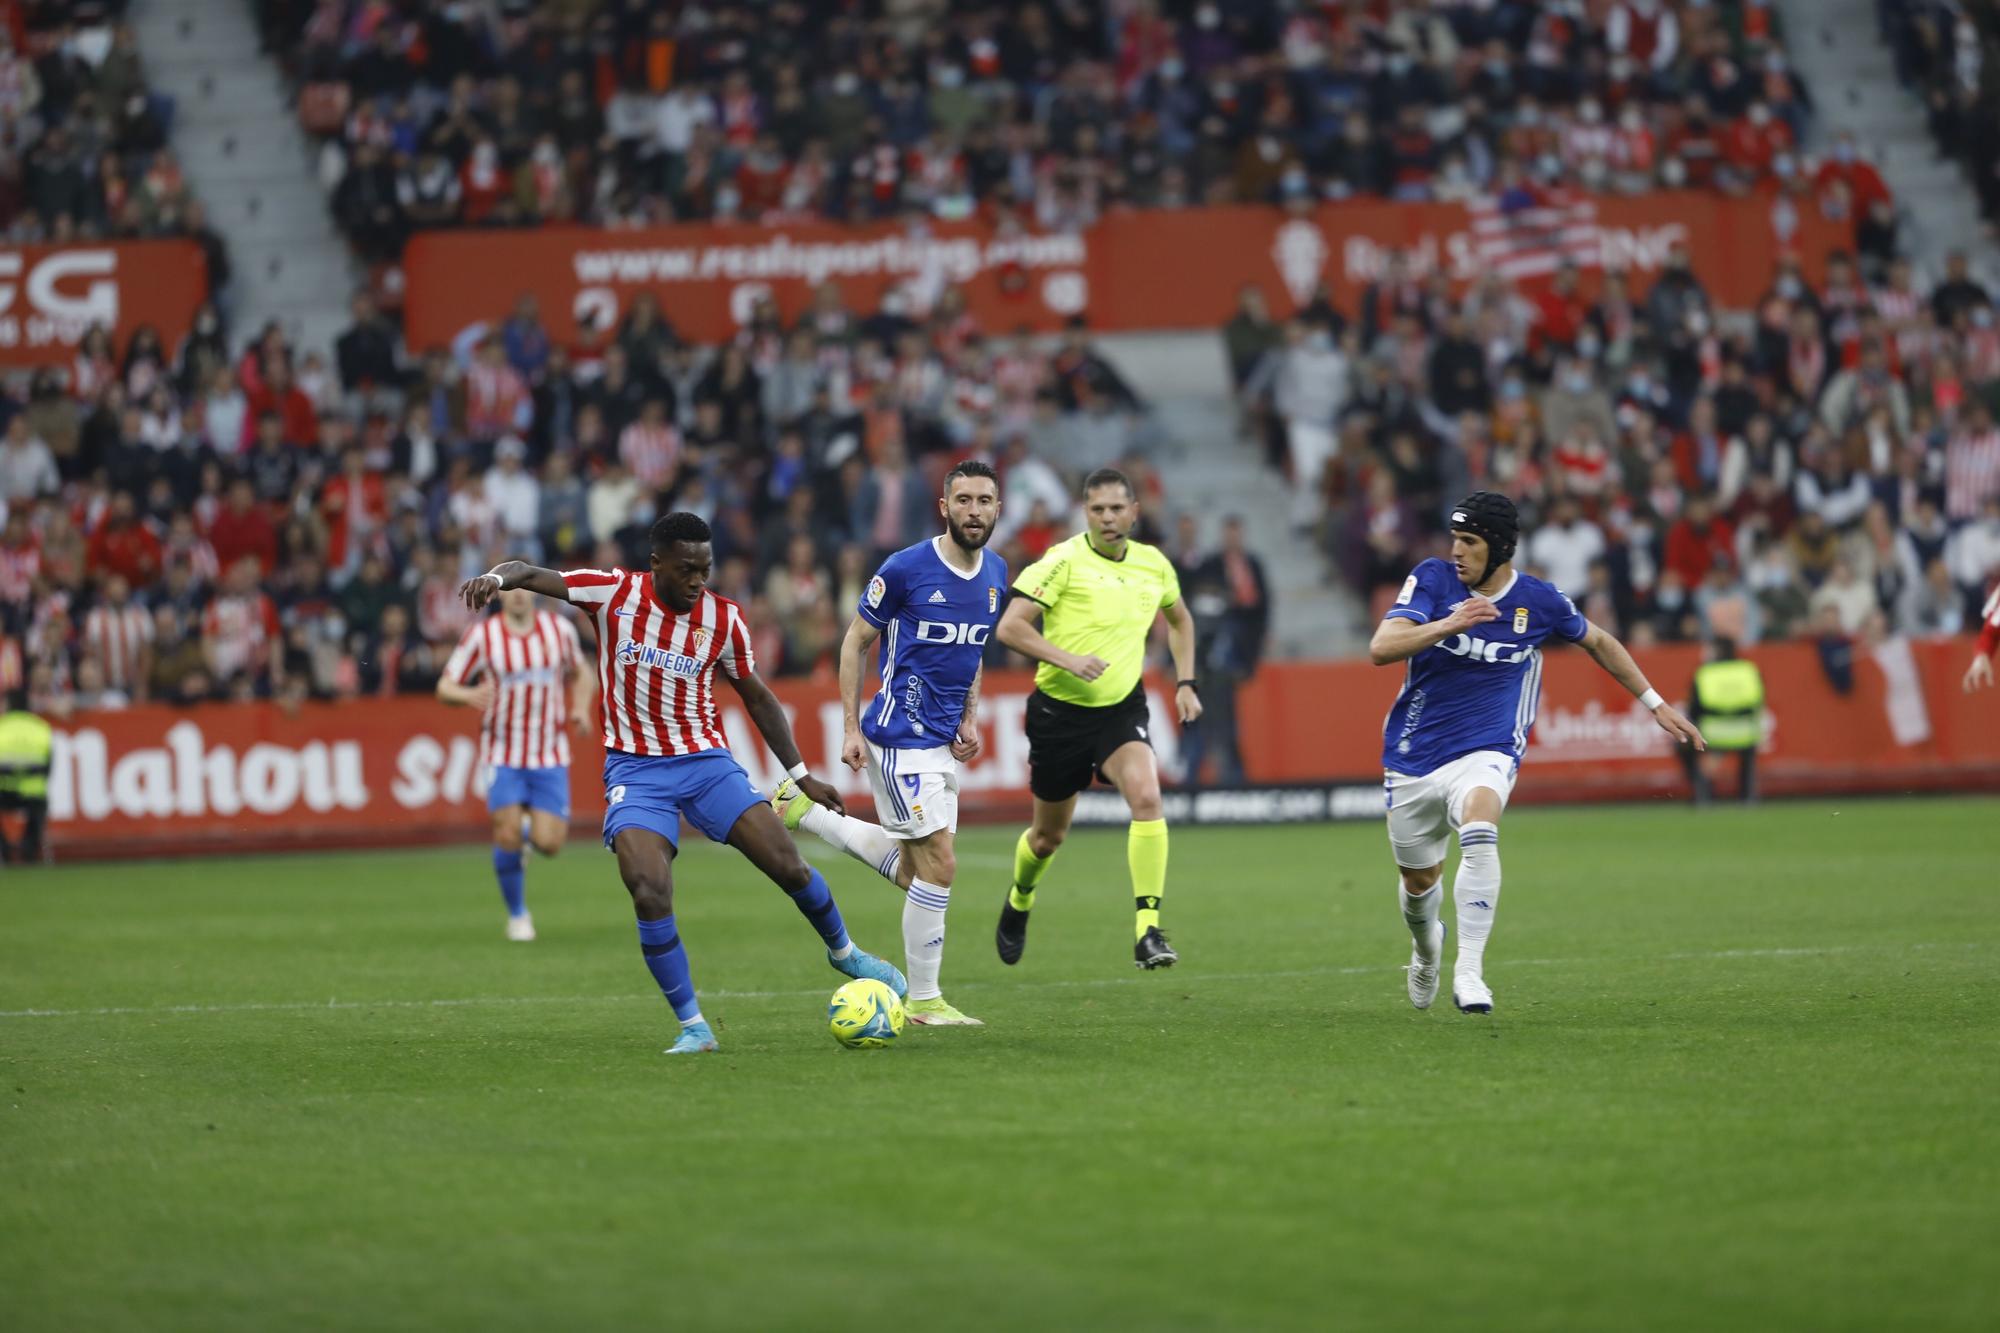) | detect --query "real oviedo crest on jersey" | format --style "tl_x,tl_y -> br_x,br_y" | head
1513,606 -> 1529,634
